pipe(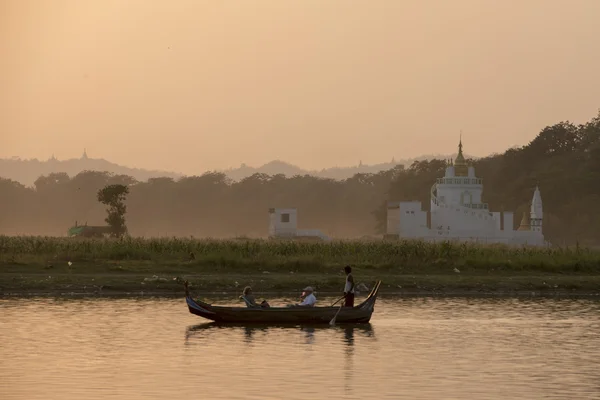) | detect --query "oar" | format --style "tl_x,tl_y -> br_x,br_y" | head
330,296 -> 345,307
329,303 -> 343,326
